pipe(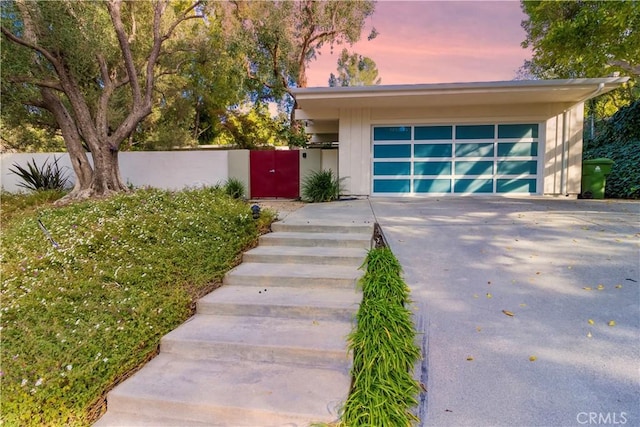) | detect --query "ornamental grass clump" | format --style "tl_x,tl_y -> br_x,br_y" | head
224,177 -> 246,199
0,187 -> 274,426
301,169 -> 342,203
9,156 -> 70,191
340,247 -> 422,426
